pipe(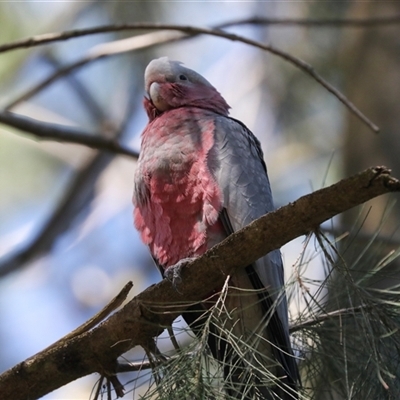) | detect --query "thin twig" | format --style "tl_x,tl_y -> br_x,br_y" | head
219,15 -> 400,29
67,281 -> 133,337
321,226 -> 400,248
42,52 -> 107,124
43,281 -> 133,353
92,376 -> 104,400
289,304 -> 372,333
167,326 -> 181,351
106,378 -> 111,400
0,23 -> 184,53
116,360 -> 152,373
107,376 -> 125,398
4,30 -> 185,110
3,24 -> 379,132
0,111 -> 138,158
1,16 -> 400,54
